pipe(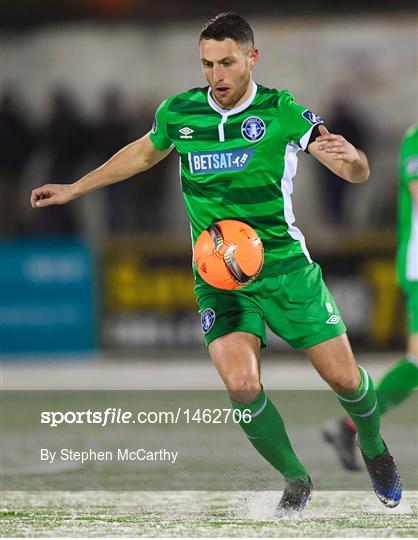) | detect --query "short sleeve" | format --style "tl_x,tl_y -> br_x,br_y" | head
149,98 -> 173,151
400,129 -> 418,184
278,91 -> 324,151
